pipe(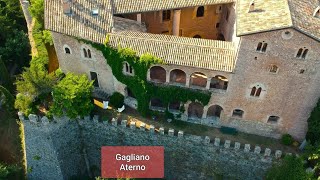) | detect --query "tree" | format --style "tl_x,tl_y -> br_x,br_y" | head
29,0 -> 44,25
0,85 -> 14,112
265,155 -> 313,180
50,73 -> 94,119
306,99 -> 320,145
0,57 -> 13,92
0,162 -> 22,180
